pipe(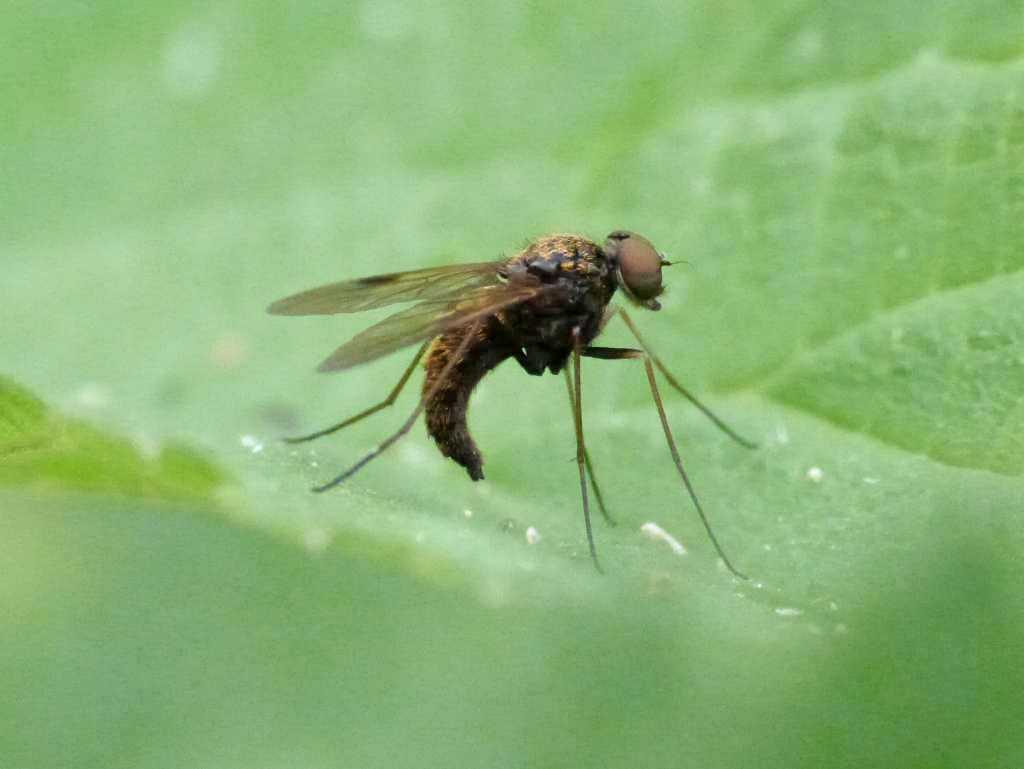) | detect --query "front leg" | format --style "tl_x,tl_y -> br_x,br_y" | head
616,309 -> 757,449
